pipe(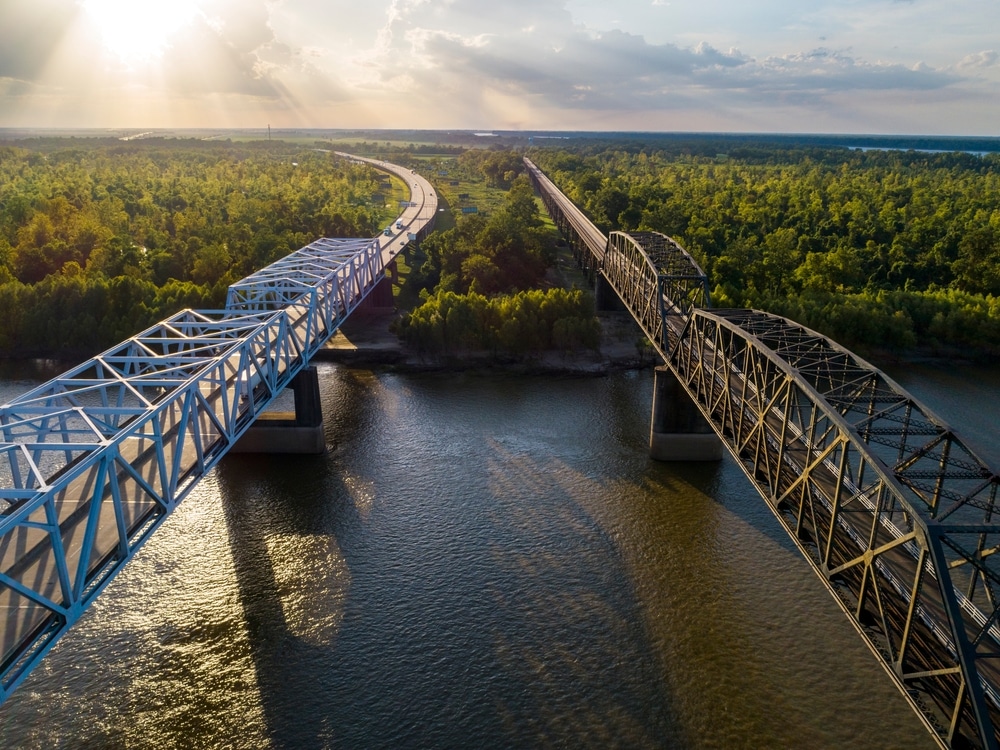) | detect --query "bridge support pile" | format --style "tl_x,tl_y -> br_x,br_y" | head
524,156 -> 1000,747
231,367 -> 325,454
0,153 -> 442,709
0,236 -> 385,703
594,276 -> 625,313
359,260 -> 398,311
649,366 -> 723,461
